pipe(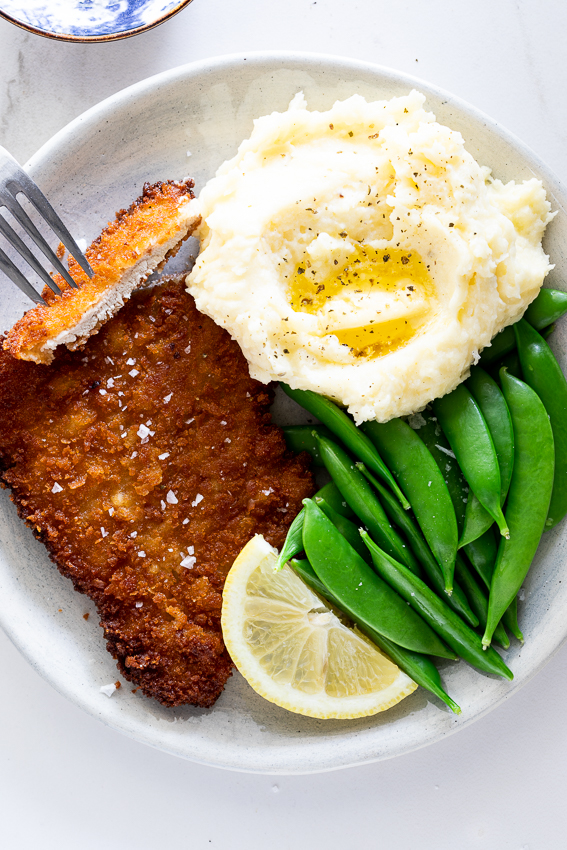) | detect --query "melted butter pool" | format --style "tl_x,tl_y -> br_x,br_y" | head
288,245 -> 434,357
